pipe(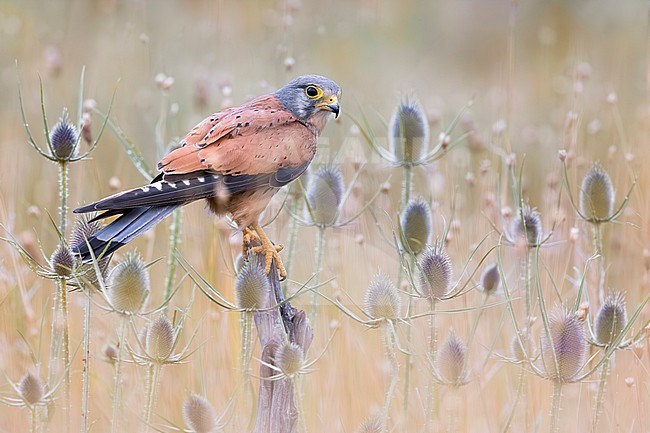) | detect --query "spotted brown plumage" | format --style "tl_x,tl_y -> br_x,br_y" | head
73,75 -> 341,277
